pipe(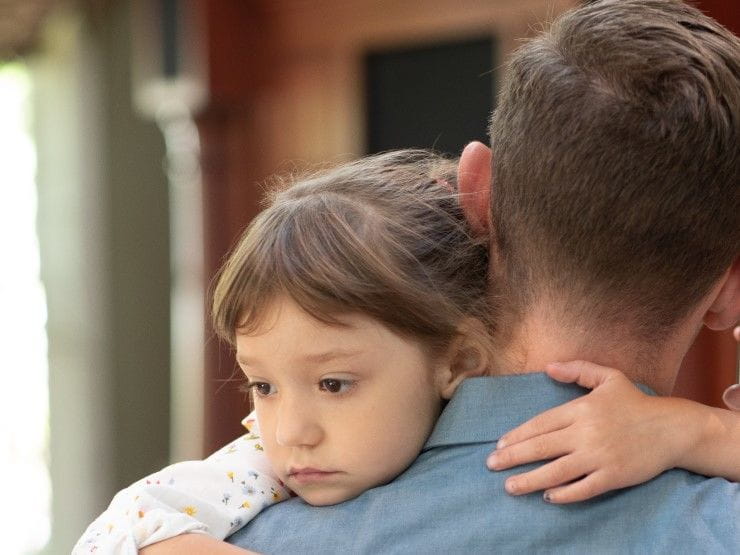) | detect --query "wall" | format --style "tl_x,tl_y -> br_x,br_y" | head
32,2 -> 170,550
